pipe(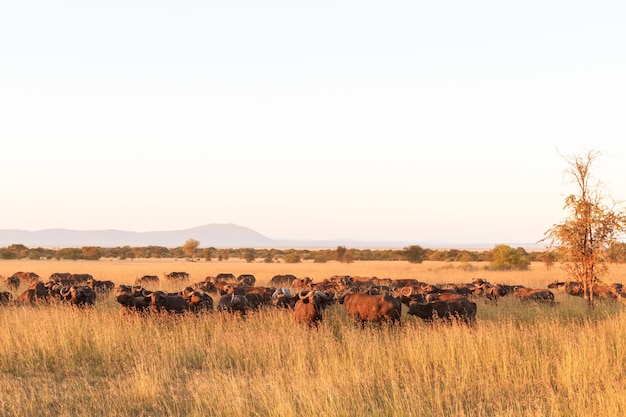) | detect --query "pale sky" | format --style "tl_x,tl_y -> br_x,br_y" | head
1,0 -> 625,246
